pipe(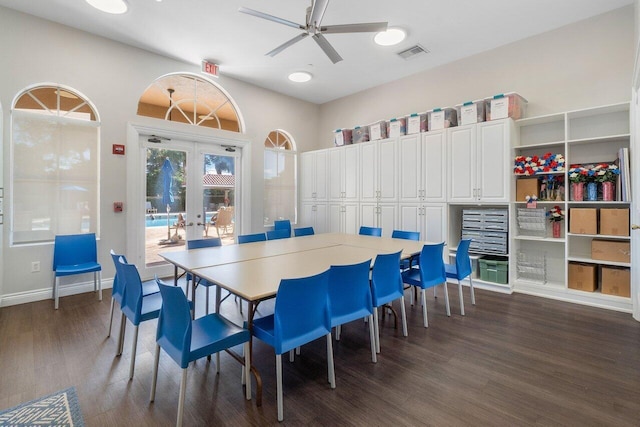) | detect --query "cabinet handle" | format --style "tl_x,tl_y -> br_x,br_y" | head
477,188 -> 481,199
632,224 -> 640,230
473,189 -> 477,198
